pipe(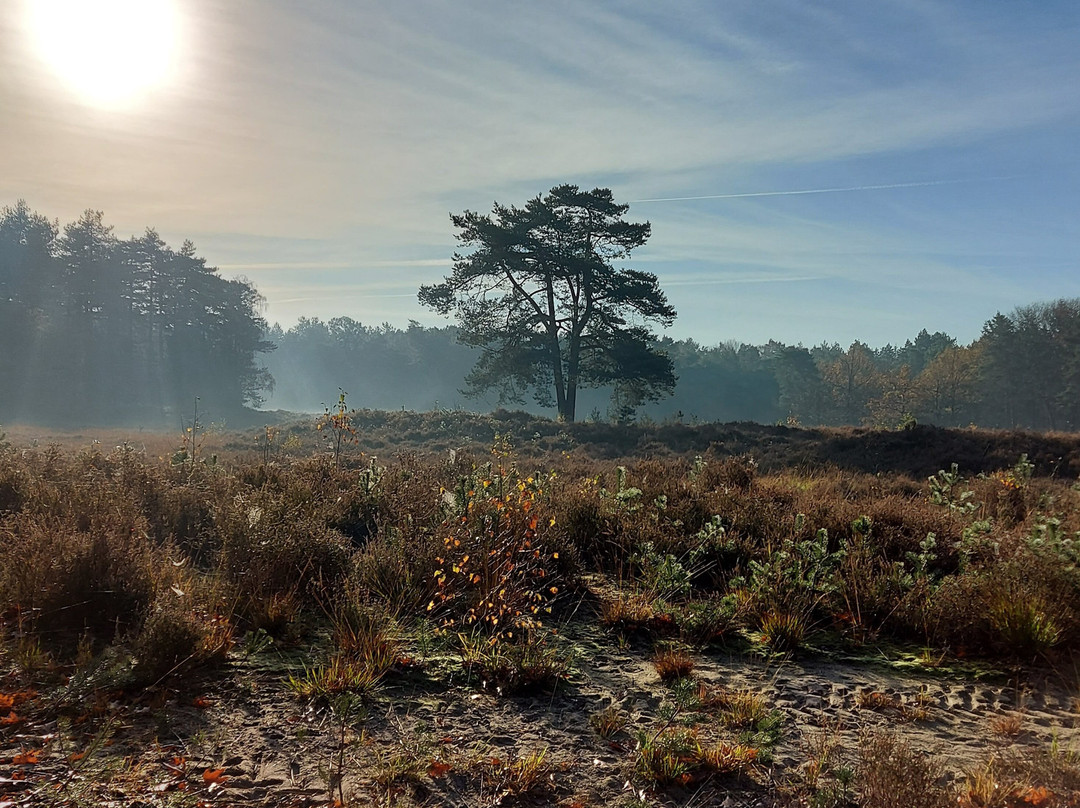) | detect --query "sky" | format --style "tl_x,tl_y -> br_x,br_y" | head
2,0 -> 1079,348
